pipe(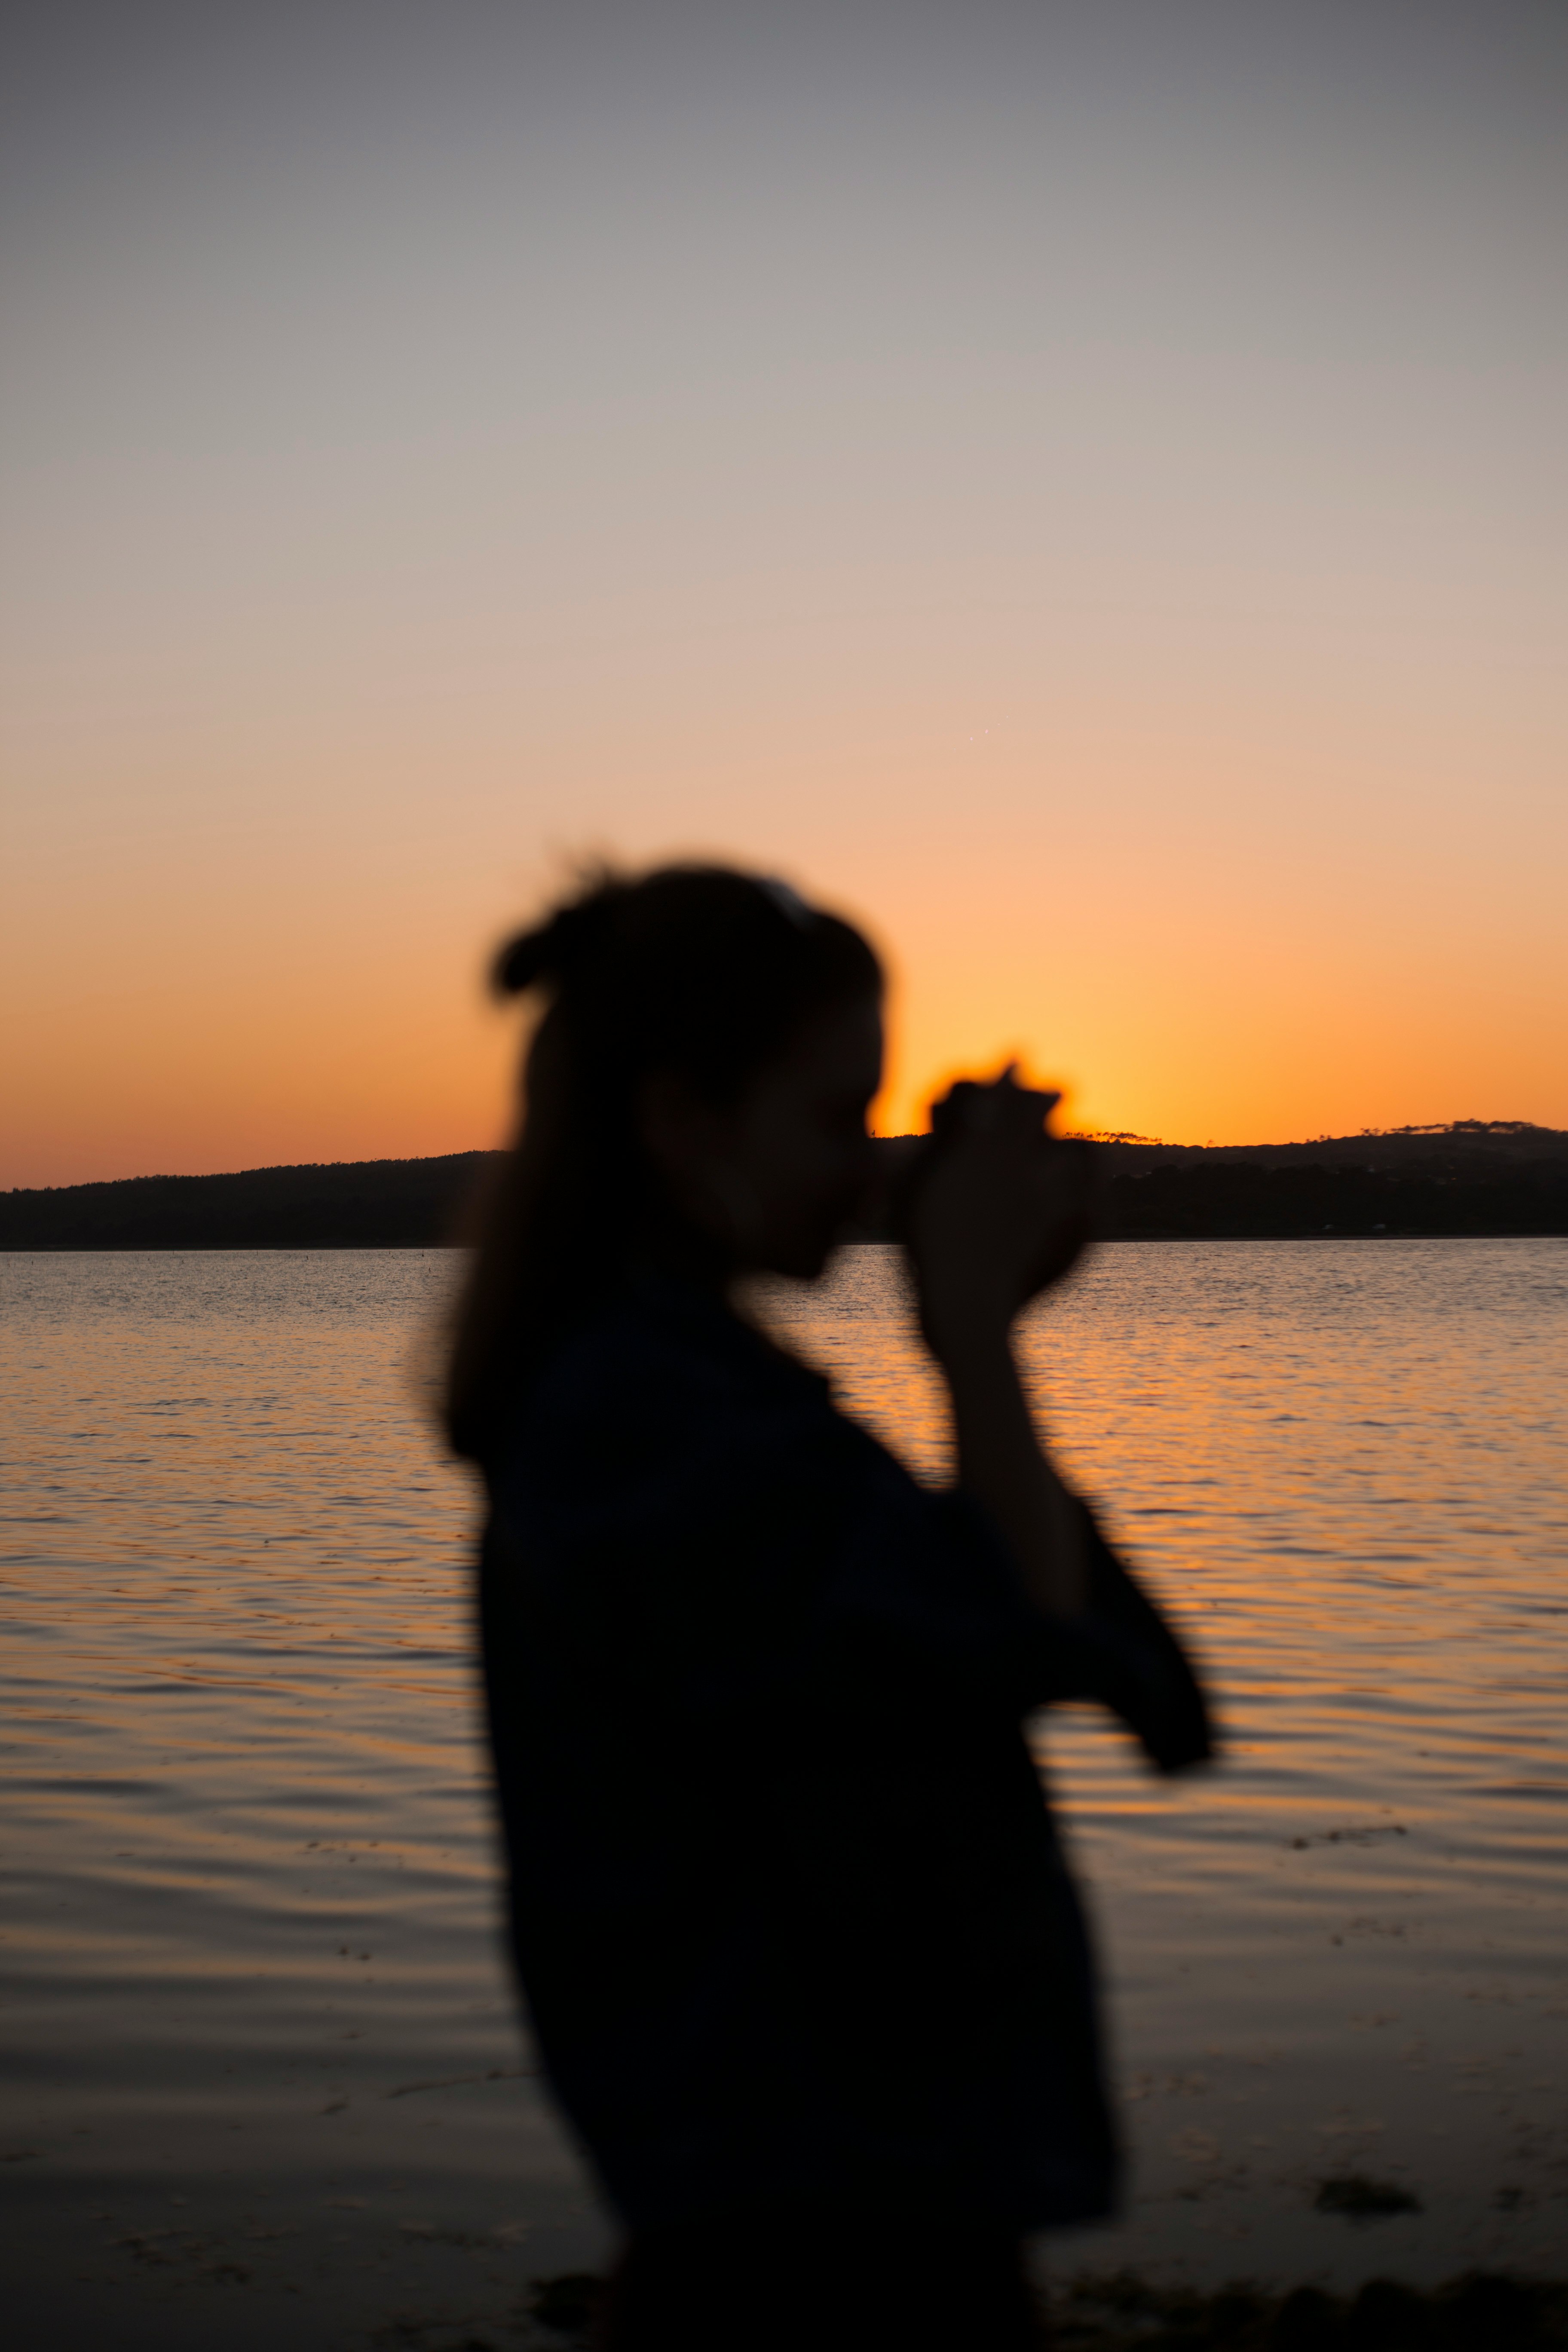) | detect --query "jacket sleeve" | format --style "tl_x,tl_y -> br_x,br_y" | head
823,1474 -> 1213,1774
1023,1501 -> 1214,1772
